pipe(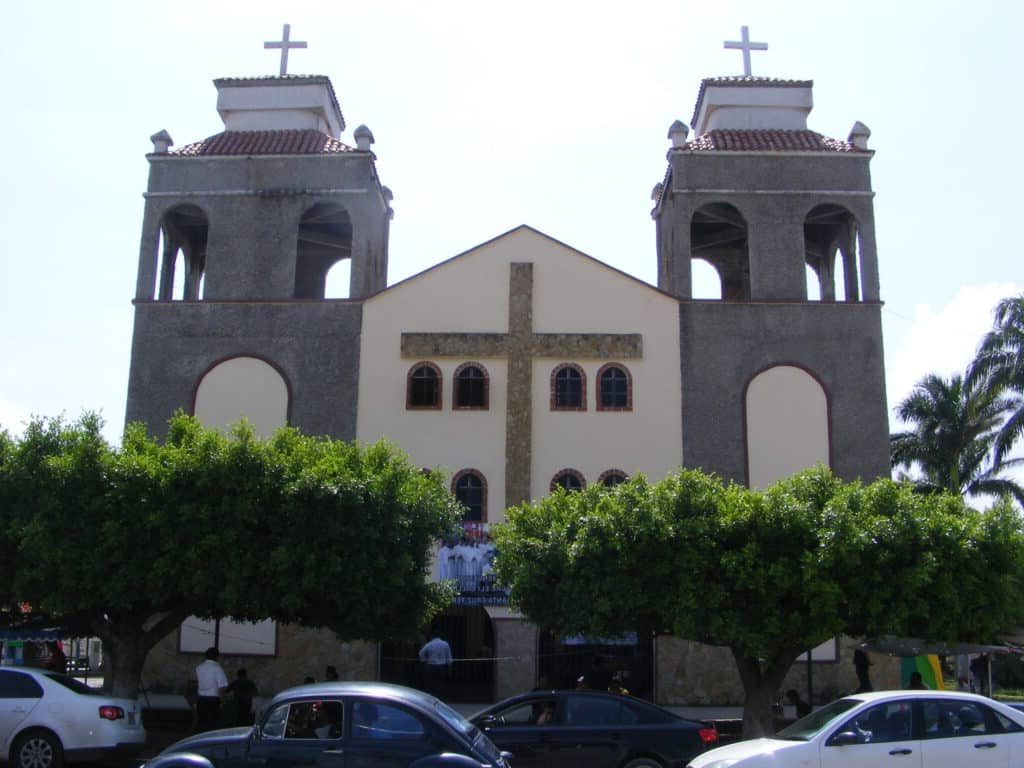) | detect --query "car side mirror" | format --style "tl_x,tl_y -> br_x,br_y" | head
830,730 -> 862,746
